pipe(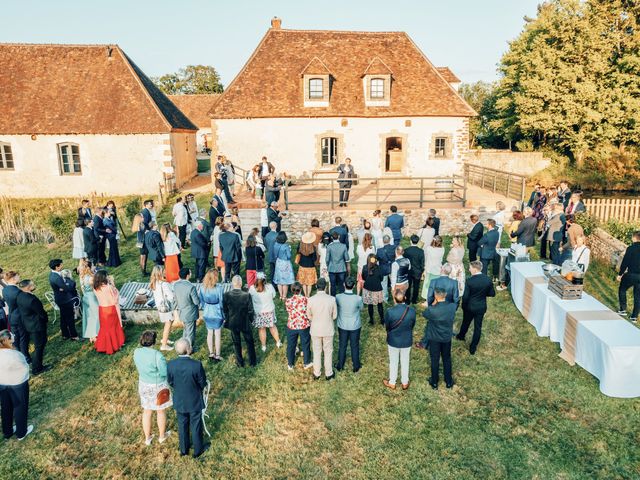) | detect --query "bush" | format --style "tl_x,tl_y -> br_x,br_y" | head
603,219 -> 640,244
574,212 -> 598,236
123,197 -> 142,223
515,139 -> 534,152
47,212 -> 76,241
